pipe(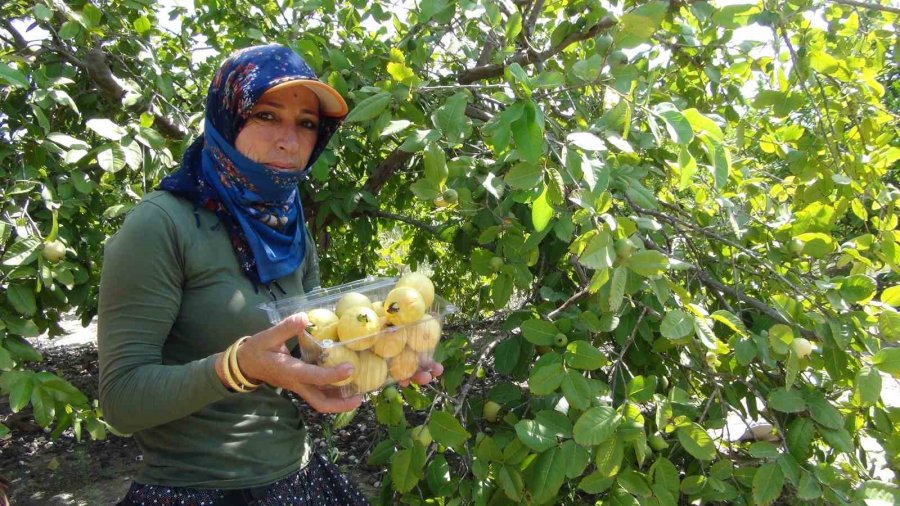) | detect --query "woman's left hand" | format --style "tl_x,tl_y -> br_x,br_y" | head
398,360 -> 443,388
